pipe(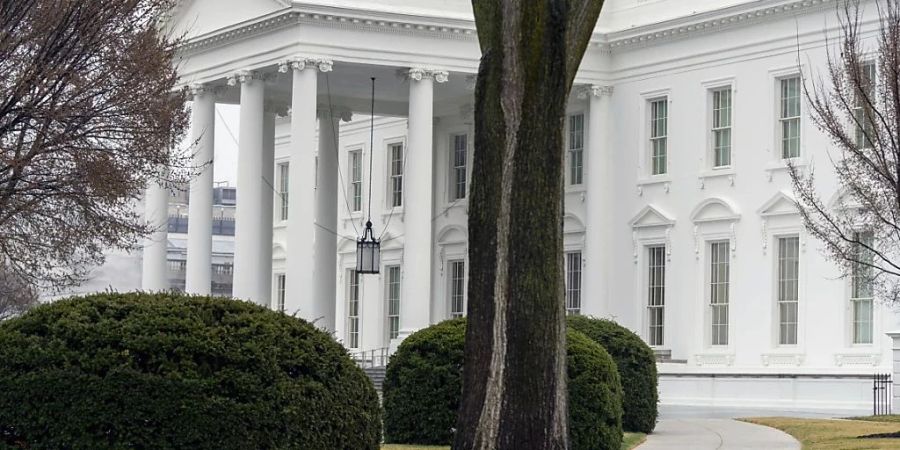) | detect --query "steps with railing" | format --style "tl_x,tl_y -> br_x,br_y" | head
350,347 -> 390,393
